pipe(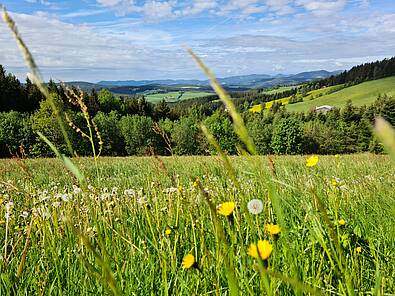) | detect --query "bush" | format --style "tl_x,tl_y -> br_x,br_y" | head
0,111 -> 34,157
94,111 -> 125,156
204,111 -> 237,154
120,115 -> 155,155
172,115 -> 207,155
271,116 -> 303,154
